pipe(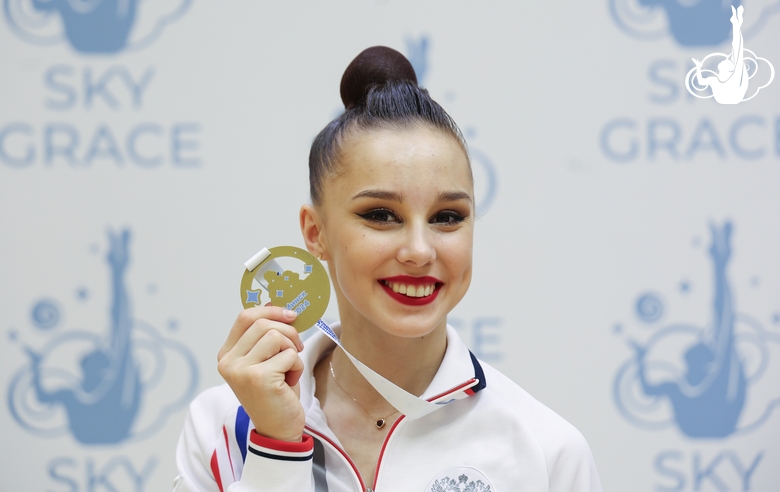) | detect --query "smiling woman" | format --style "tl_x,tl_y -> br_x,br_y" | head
306,127 -> 474,341
173,47 -> 603,492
